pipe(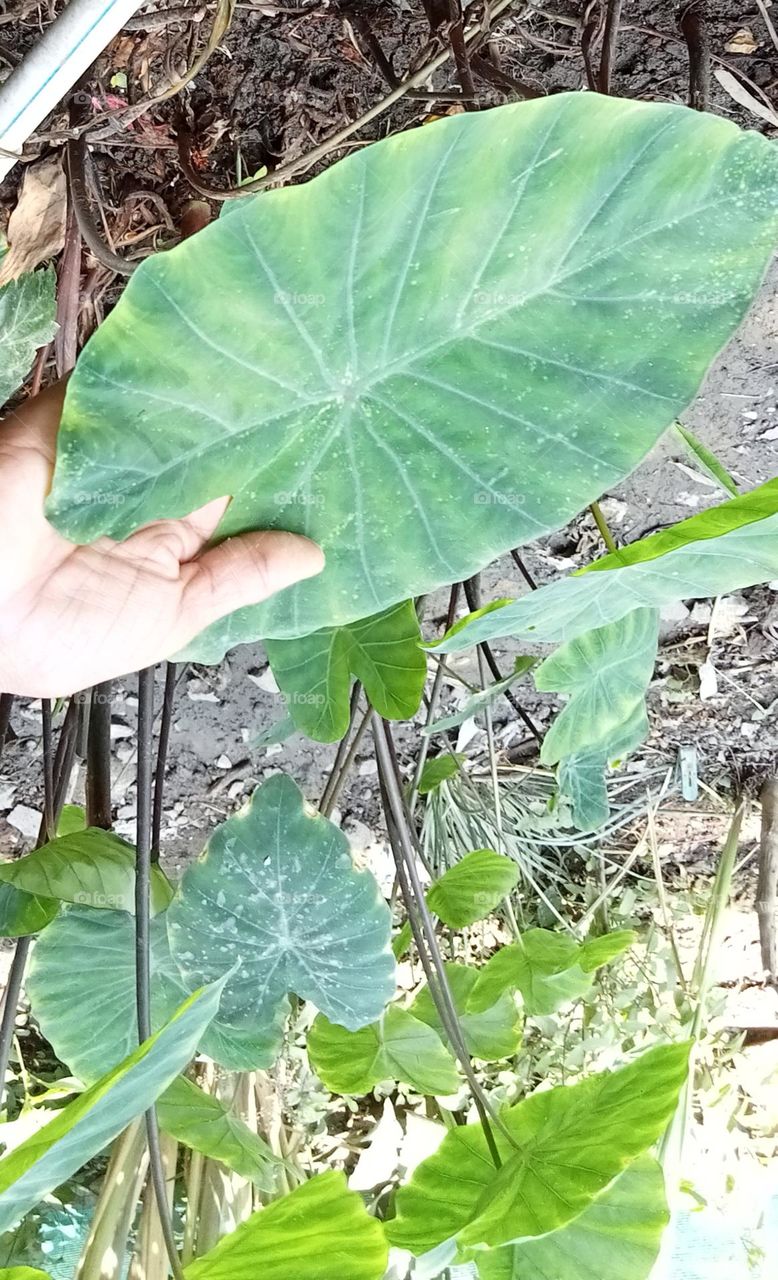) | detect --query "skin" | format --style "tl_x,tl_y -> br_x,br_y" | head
0,383 -> 325,697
